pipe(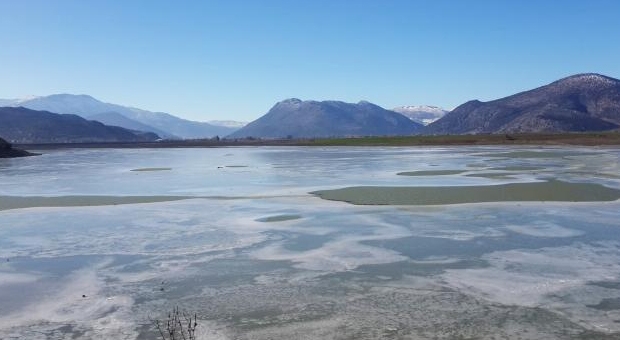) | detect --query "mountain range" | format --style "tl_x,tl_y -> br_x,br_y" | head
228,99 -> 423,139
0,94 -> 241,139
425,73 -> 620,134
0,106 -> 159,143
2,73 -> 619,142
231,73 -> 620,139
